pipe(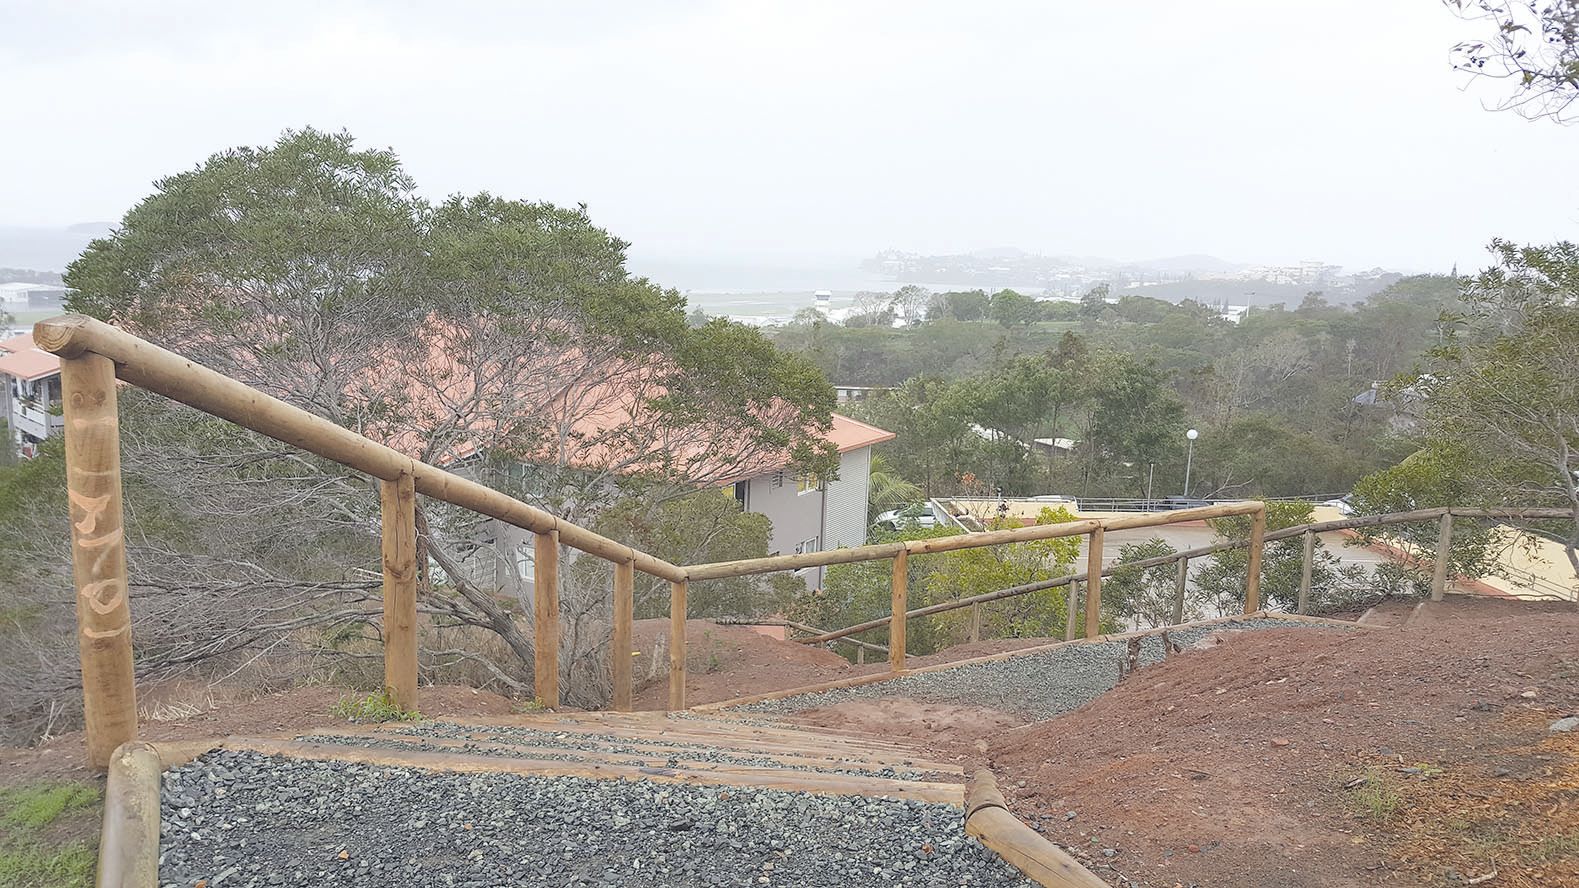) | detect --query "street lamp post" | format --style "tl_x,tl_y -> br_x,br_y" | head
1182,428 -> 1198,497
